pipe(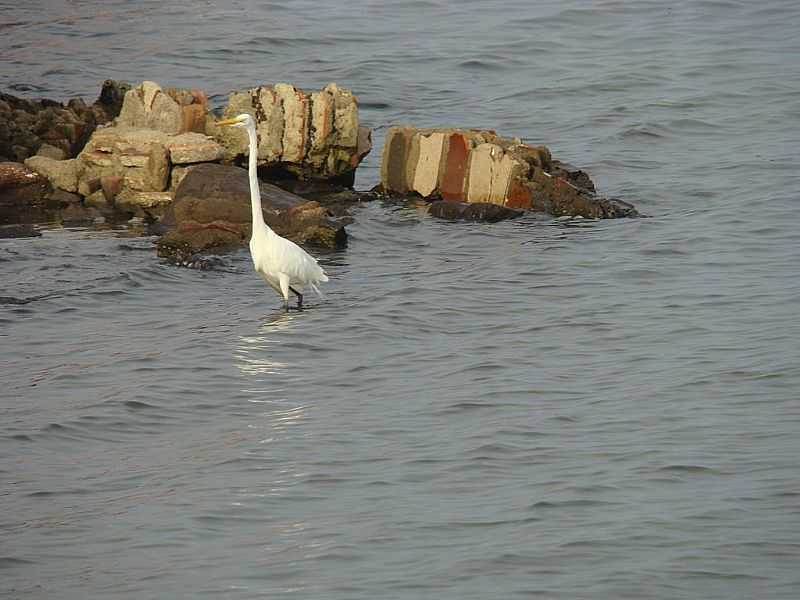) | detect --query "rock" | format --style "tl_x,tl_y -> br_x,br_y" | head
170,166 -> 191,190
47,188 -> 82,207
115,189 -> 174,217
23,155 -> 79,193
117,81 -> 208,135
84,189 -> 109,209
380,126 -> 638,219
211,82 -> 370,184
0,223 -> 41,238
36,143 -> 67,160
101,175 -> 124,202
0,80 -> 129,162
0,162 -> 52,223
166,133 -> 224,164
428,200 -> 522,222
156,163 -> 346,261
123,142 -> 169,192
